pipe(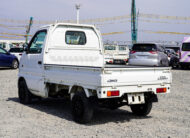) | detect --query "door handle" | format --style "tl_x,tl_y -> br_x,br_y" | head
38,61 -> 42,65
